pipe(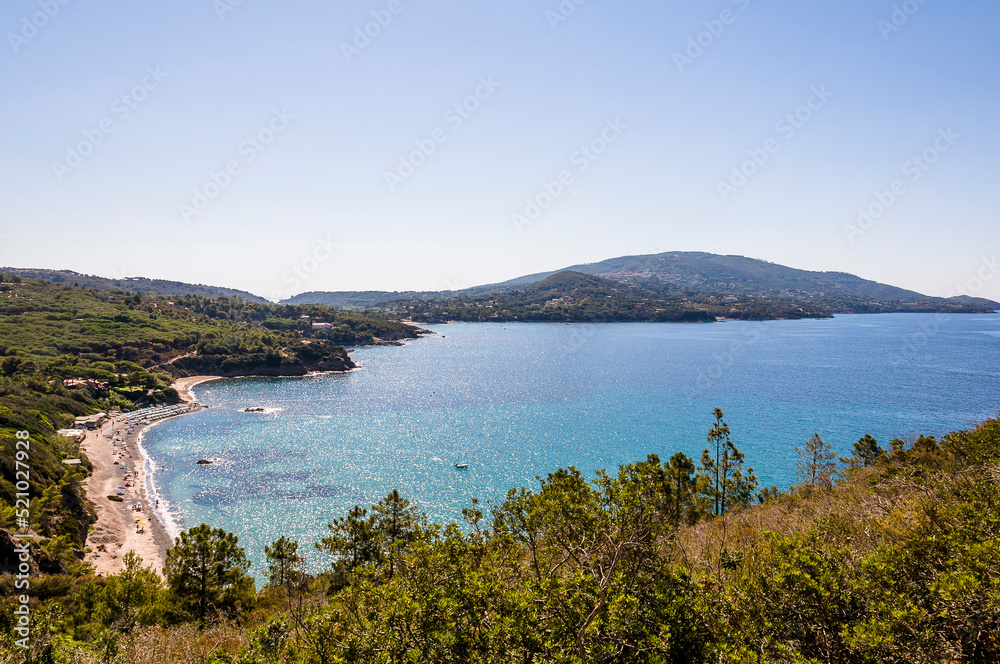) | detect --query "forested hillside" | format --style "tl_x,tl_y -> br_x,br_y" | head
494,251 -> 1000,308
290,252 -> 1000,317
381,271 -> 726,322
0,268 -> 270,303
376,270 -> 992,323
